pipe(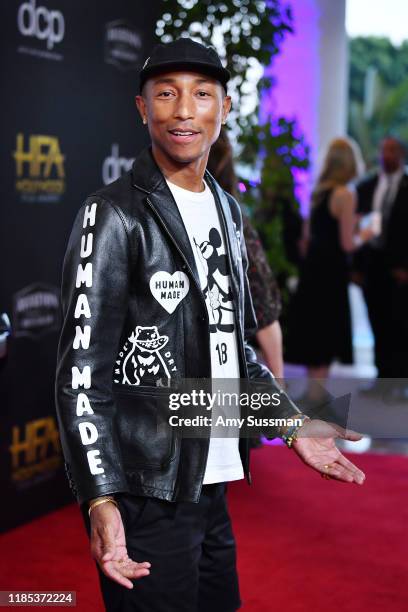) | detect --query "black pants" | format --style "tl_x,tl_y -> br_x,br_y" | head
81,482 -> 241,612
363,251 -> 408,377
